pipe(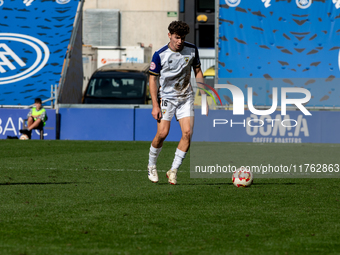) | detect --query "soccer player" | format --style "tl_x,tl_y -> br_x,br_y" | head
147,21 -> 205,185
